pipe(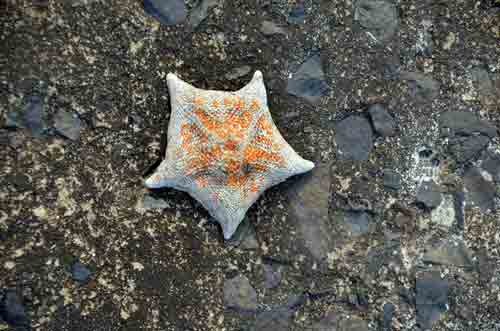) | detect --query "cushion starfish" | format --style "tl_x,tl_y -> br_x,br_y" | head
145,70 -> 314,239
